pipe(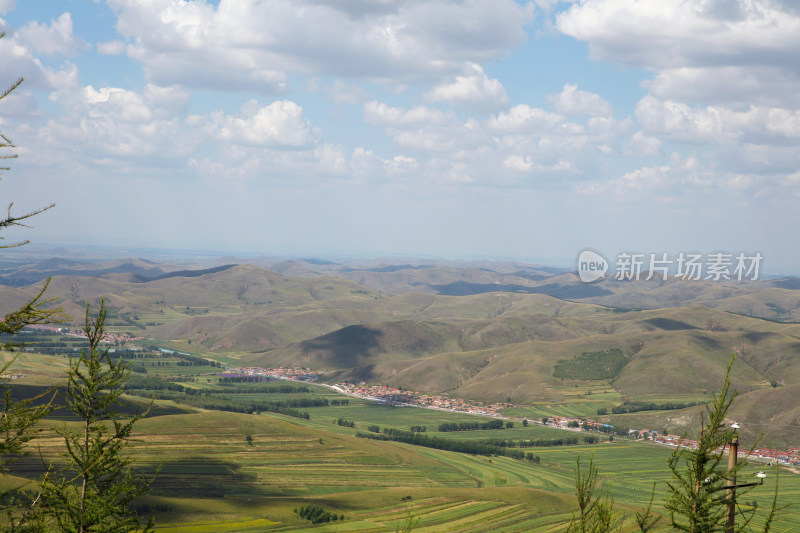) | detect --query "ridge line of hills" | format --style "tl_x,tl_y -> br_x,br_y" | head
2,256 -> 800,446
